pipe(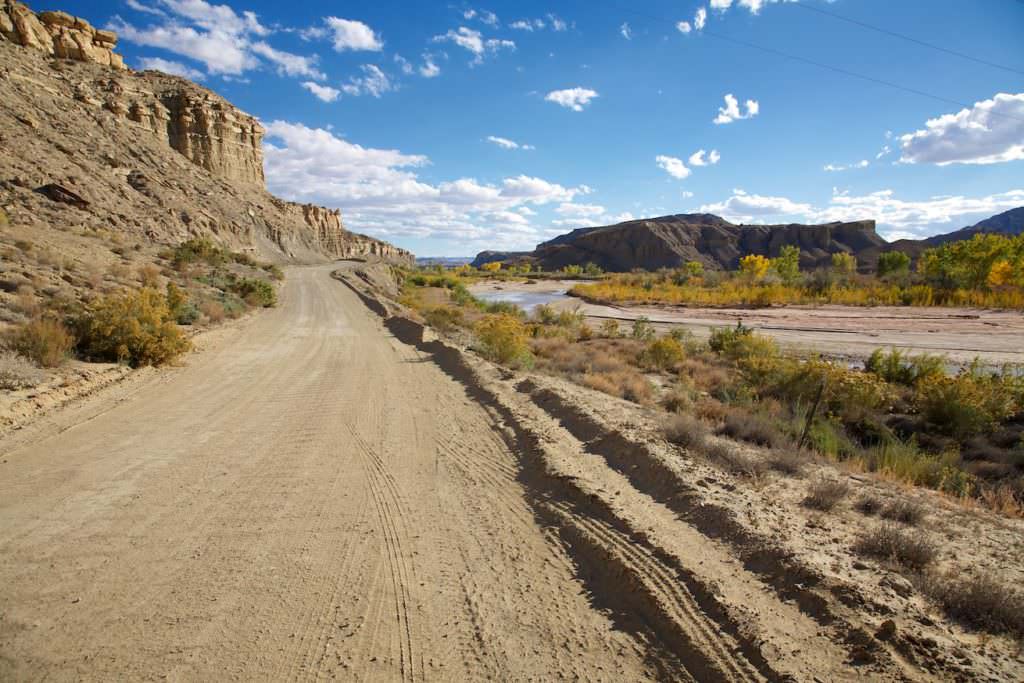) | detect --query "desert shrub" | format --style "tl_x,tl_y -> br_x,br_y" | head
854,523 -> 937,571
424,306 -> 465,333
6,317 -> 74,367
229,277 -> 277,308
919,571 -> 1024,638
719,406 -> 788,448
662,388 -> 692,413
915,372 -> 1017,439
0,350 -> 46,389
631,316 -> 655,341
709,323 -> 778,364
199,300 -> 226,323
663,413 -> 708,449
483,300 -> 523,316
170,238 -> 227,266
704,440 -> 766,476
474,314 -> 532,367
163,281 -> 199,325
74,287 -> 191,367
642,336 -> 685,371
262,263 -> 285,281
0,207 -> 7,226
854,495 -> 883,515
598,319 -> 620,338
137,263 -> 162,288
880,499 -> 925,525
801,477 -> 851,511
766,448 -> 806,476
866,348 -> 945,387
